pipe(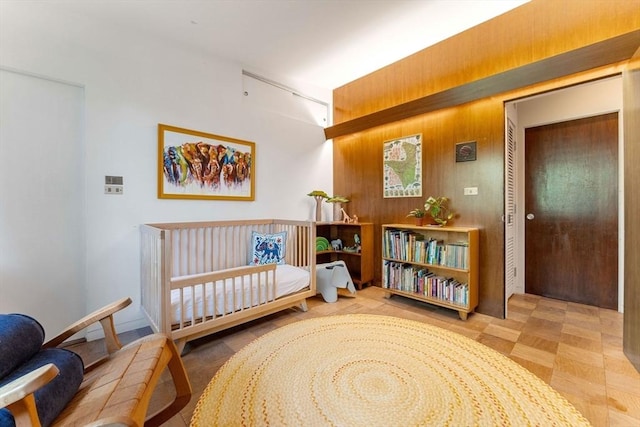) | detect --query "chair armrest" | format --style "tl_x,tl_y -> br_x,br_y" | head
0,363 -> 59,426
43,297 -> 132,354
